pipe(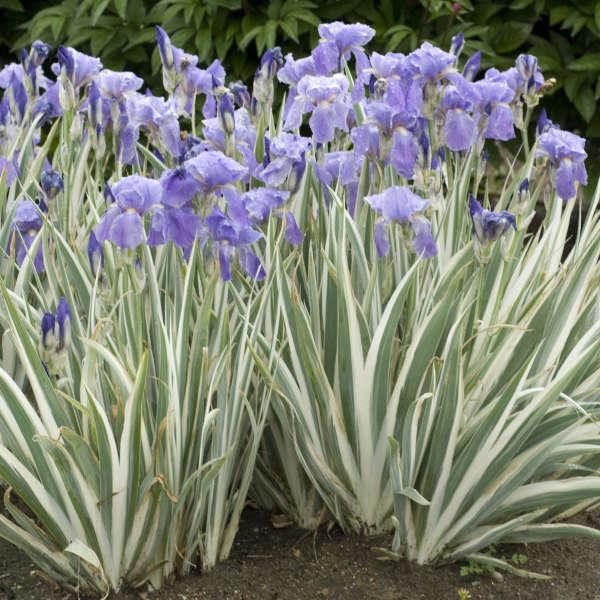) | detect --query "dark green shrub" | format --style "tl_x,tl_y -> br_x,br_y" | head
4,0 -> 600,137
